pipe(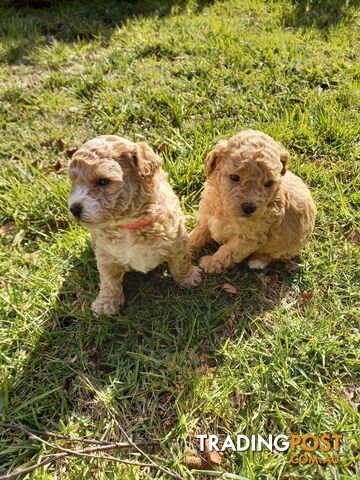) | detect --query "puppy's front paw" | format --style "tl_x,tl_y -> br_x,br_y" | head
177,265 -> 202,288
91,294 -> 124,316
199,255 -> 226,274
